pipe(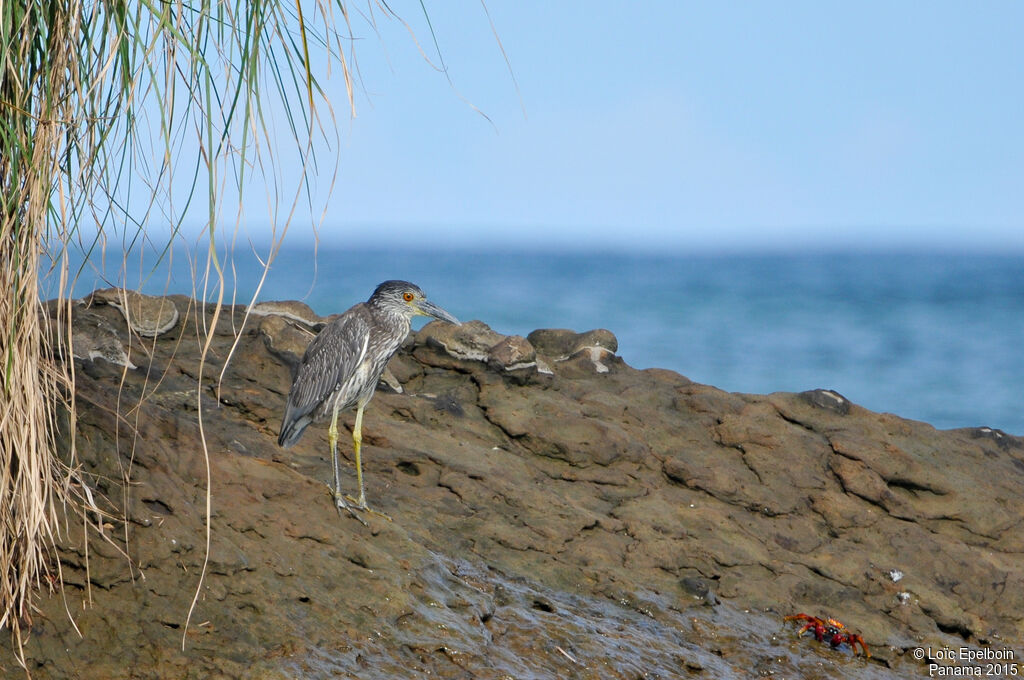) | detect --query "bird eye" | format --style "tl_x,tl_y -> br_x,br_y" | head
402,292 -> 414,302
